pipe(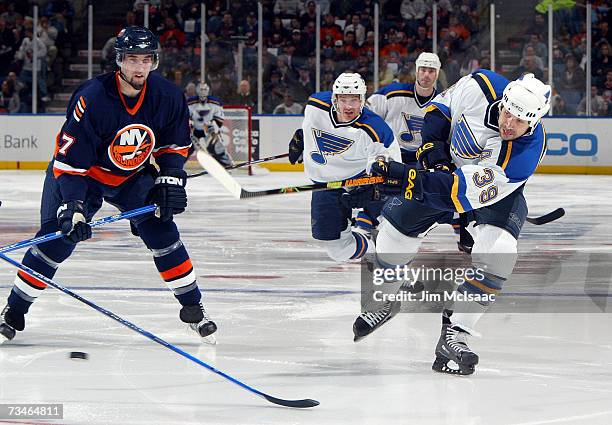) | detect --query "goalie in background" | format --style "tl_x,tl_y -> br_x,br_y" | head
187,81 -> 234,167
